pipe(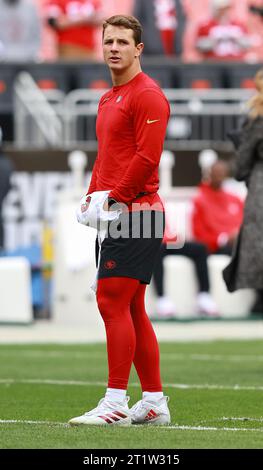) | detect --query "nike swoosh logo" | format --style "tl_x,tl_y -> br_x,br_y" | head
146,119 -> 160,124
